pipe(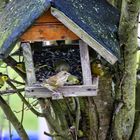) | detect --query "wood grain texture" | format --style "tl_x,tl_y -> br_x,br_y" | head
20,10 -> 79,41
21,43 -> 36,85
79,40 -> 92,85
